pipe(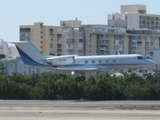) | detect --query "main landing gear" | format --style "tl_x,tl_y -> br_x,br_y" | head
71,71 -> 85,82
76,76 -> 85,82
